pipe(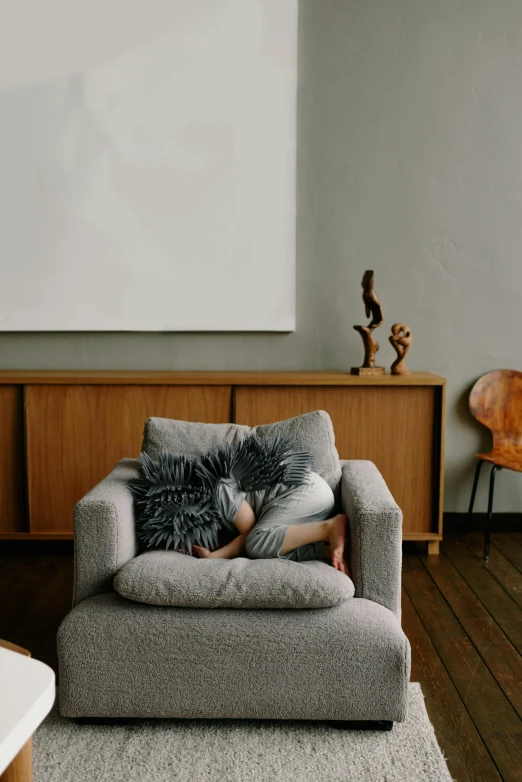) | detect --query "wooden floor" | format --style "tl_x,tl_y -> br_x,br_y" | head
2,533 -> 522,781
